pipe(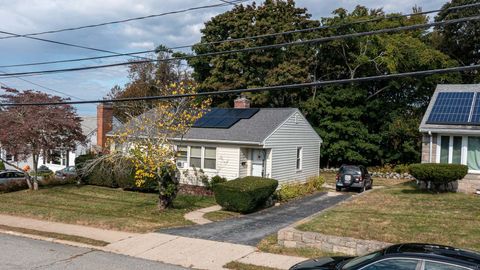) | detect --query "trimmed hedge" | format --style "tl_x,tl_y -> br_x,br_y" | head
213,176 -> 278,213
0,161 -> 5,171
276,176 -> 325,202
409,163 -> 468,190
